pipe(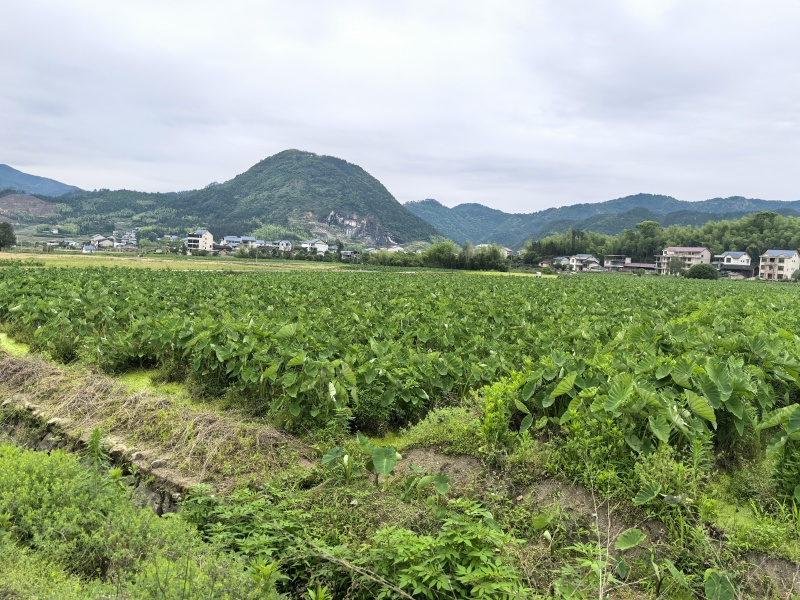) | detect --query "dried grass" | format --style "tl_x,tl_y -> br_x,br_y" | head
0,354 -> 311,490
